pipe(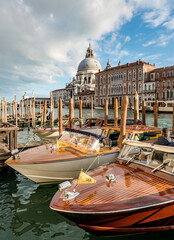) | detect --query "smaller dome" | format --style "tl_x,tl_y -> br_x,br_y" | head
78,58 -> 101,72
